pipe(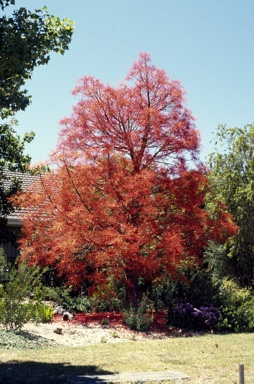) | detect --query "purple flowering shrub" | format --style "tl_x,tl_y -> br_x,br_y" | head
168,303 -> 220,331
